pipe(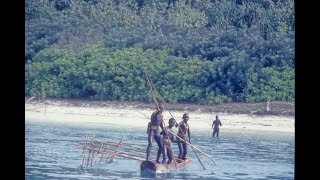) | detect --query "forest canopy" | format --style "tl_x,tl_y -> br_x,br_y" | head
25,0 -> 294,104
